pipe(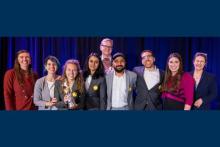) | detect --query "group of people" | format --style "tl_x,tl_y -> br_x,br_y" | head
3,38 -> 218,110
